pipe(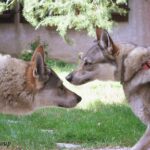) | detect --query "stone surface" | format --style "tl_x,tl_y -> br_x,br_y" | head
81,147 -> 150,150
81,147 -> 130,150
56,143 -> 81,149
